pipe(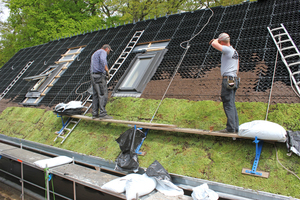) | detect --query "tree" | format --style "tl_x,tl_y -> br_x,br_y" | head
0,0 -> 254,68
0,0 -> 120,67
